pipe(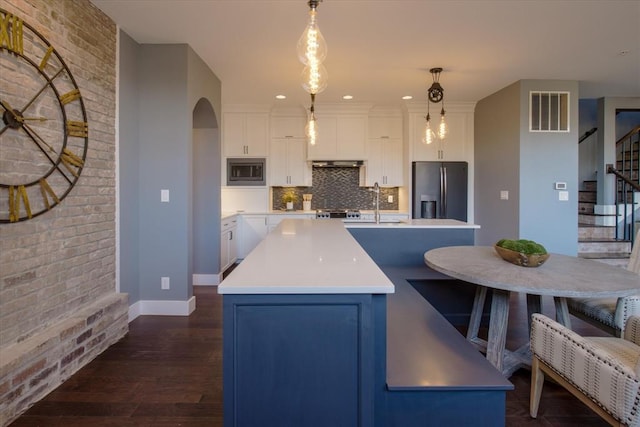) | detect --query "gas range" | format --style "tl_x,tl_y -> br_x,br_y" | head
315,209 -> 361,220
